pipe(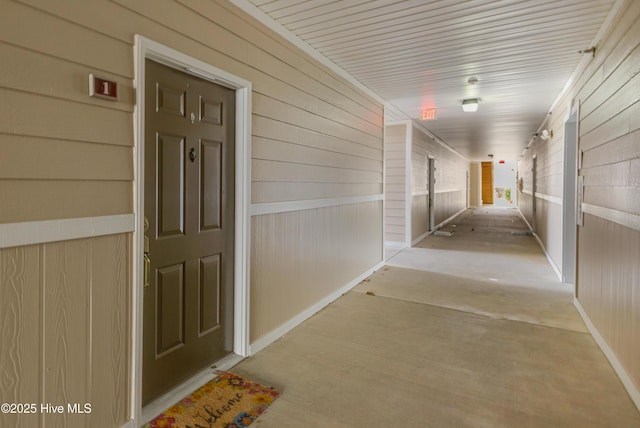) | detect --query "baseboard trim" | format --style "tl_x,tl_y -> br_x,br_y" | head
574,298 -> 640,412
411,230 -> 431,246
249,260 -> 385,355
517,208 -> 562,281
434,207 -> 467,231
120,420 -> 136,428
534,232 -> 562,280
